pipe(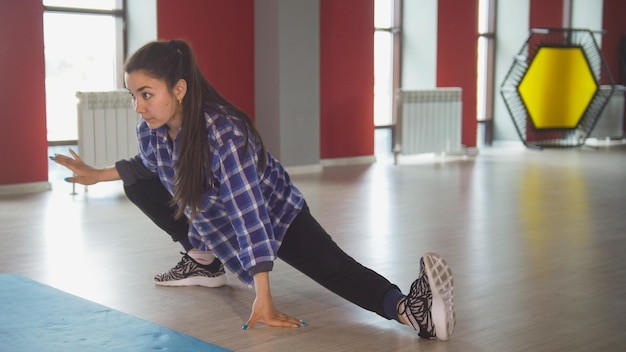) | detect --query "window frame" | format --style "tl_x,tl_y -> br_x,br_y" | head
477,0 -> 496,123
43,1 -> 126,143
374,0 -> 402,128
